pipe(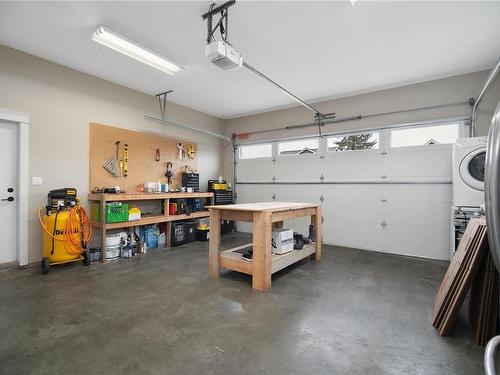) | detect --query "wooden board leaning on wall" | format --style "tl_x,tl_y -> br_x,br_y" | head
89,123 -> 197,192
